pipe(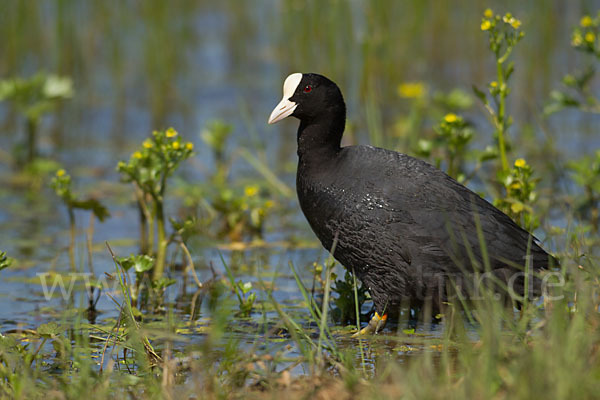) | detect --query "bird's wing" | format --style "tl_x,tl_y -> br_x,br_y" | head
352,147 -> 551,274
